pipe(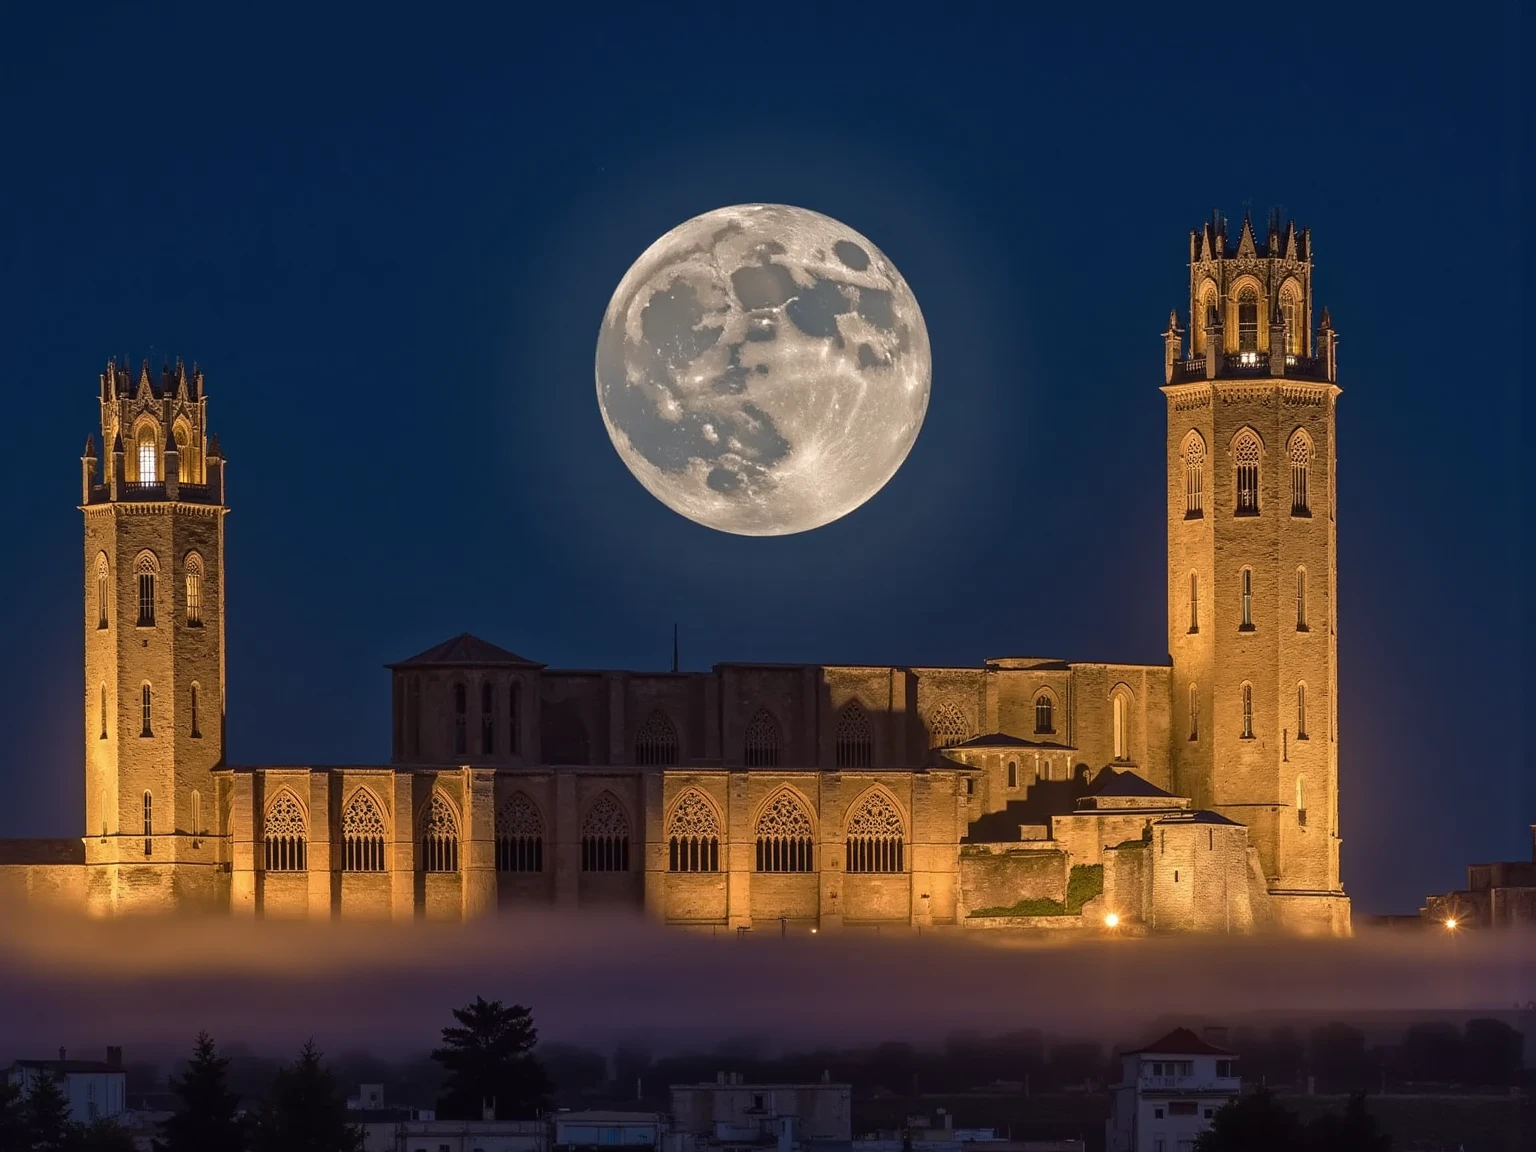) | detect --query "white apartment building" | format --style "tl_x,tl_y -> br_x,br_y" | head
1106,1029 -> 1240,1152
